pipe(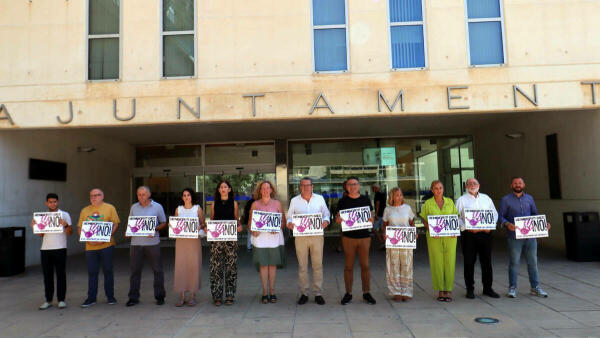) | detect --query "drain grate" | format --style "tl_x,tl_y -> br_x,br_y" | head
474,317 -> 500,325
